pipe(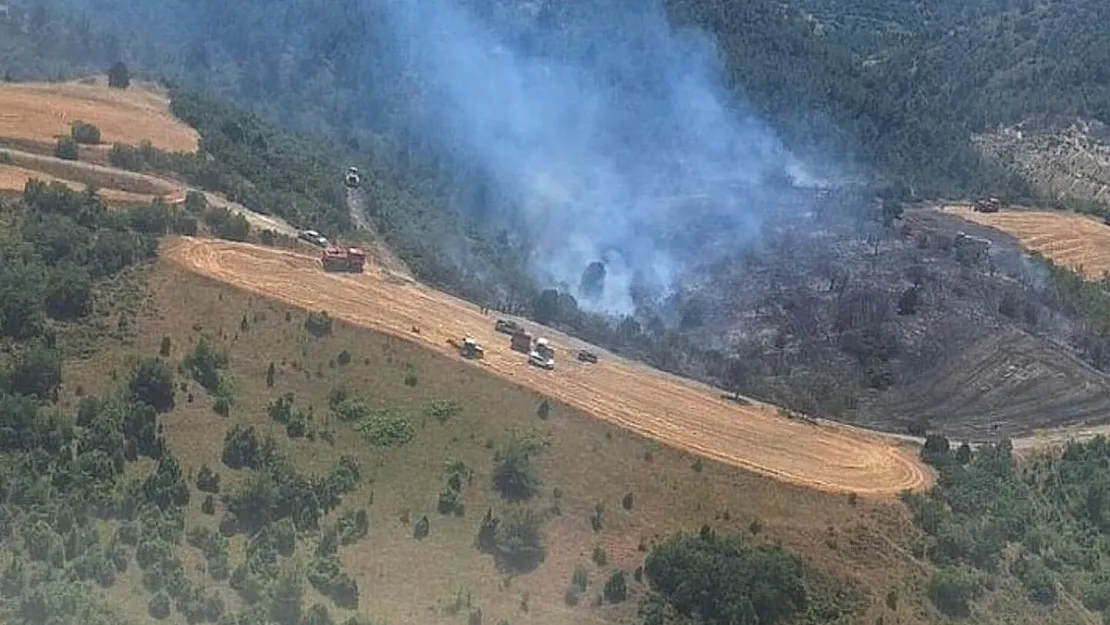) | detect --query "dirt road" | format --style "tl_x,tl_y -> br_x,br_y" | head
344,187 -> 413,279
164,237 -> 933,496
0,162 -> 154,205
944,204 -> 1110,278
1,147 -> 297,234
